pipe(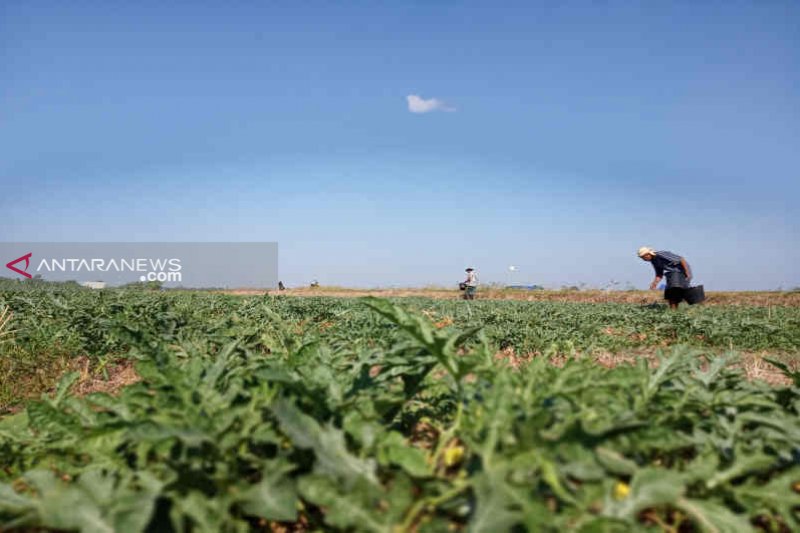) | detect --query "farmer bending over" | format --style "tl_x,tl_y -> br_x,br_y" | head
638,247 -> 692,310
